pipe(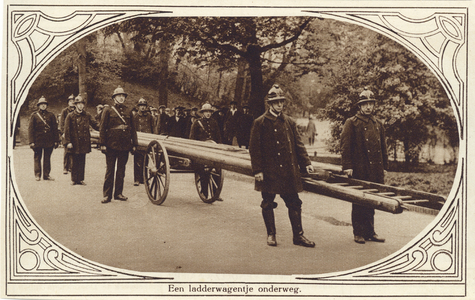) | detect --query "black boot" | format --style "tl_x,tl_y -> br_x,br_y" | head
289,209 -> 315,248
262,208 -> 277,246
